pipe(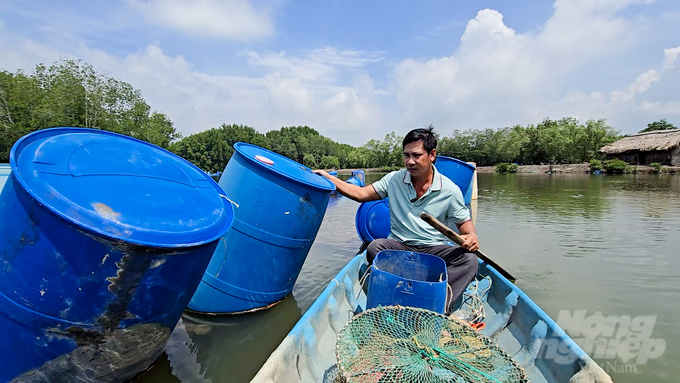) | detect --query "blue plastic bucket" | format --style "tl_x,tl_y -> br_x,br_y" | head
188,142 -> 335,313
355,198 -> 391,243
435,156 -> 476,205
366,250 -> 448,314
0,128 -> 234,382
